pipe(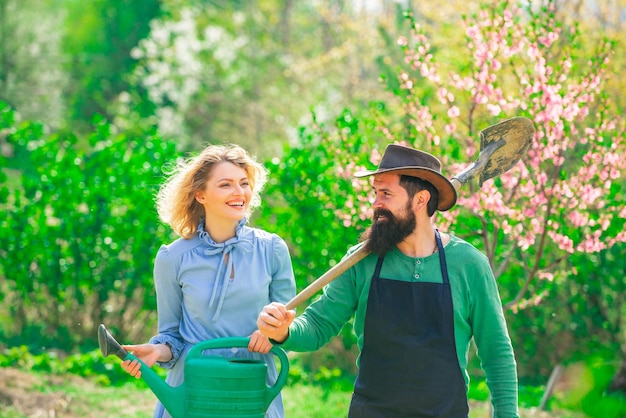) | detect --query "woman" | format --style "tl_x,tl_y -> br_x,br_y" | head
121,144 -> 296,418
